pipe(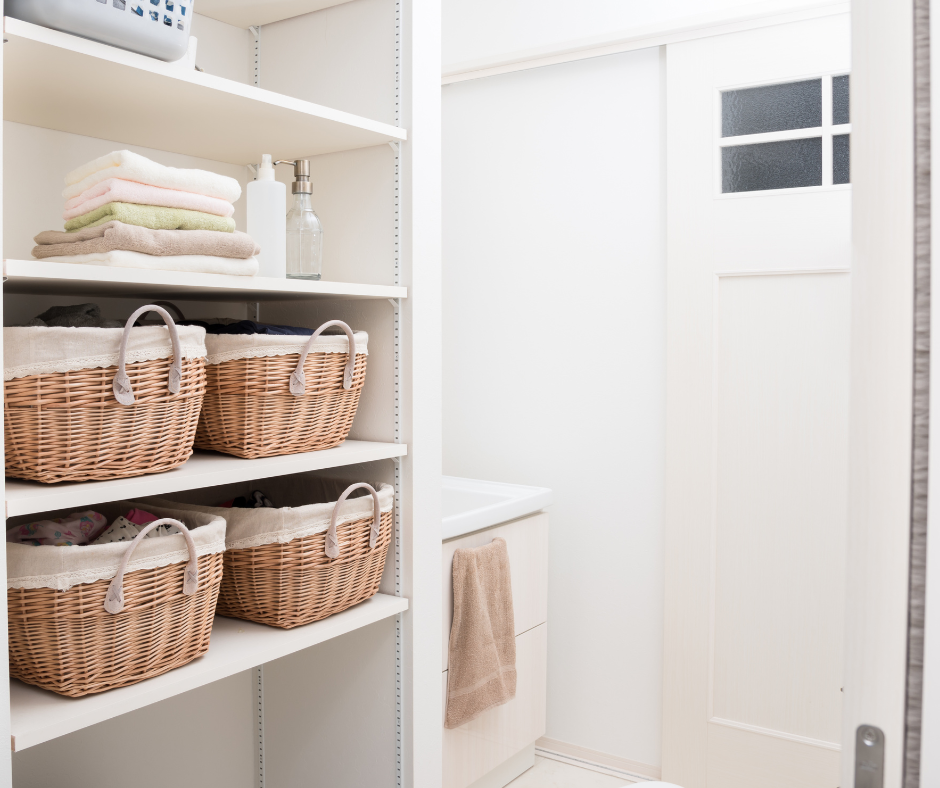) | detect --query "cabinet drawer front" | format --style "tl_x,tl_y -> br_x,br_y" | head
442,512 -> 548,670
443,623 -> 547,788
